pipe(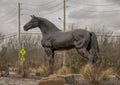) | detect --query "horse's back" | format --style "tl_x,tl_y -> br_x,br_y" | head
72,29 -> 90,41
52,31 -> 74,48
